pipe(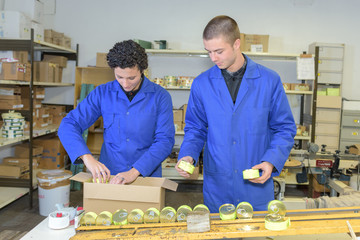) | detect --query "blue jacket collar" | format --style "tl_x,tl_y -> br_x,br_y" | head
110,76 -> 155,93
210,54 -> 260,79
